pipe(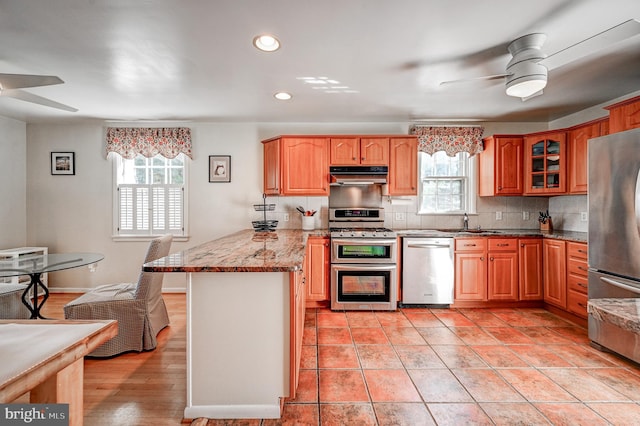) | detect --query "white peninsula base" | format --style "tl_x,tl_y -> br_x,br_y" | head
185,271 -> 292,420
